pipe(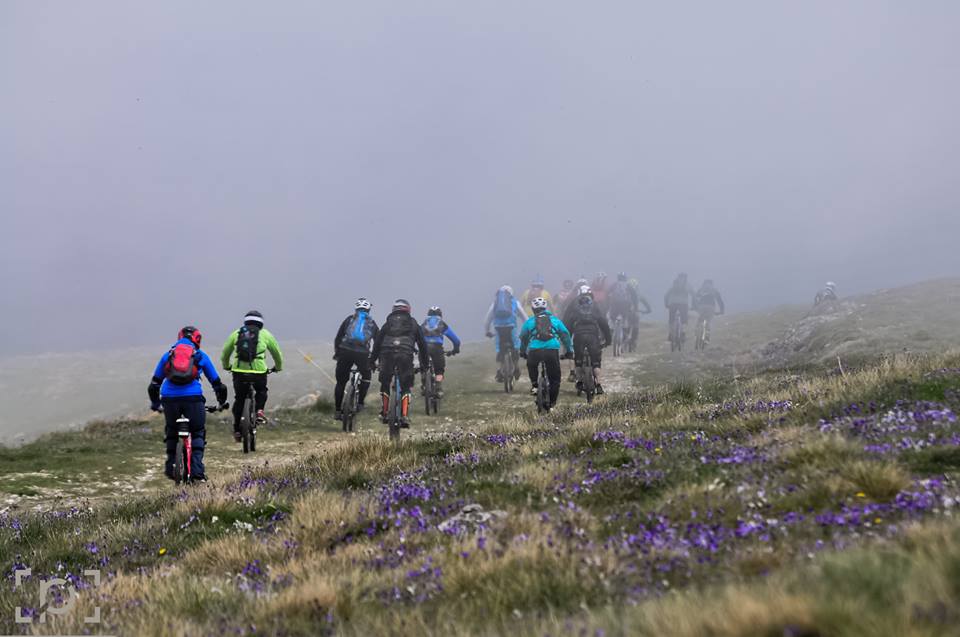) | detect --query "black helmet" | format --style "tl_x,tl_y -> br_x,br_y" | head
178,325 -> 202,347
244,310 -> 264,326
428,305 -> 442,317
392,299 -> 411,313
